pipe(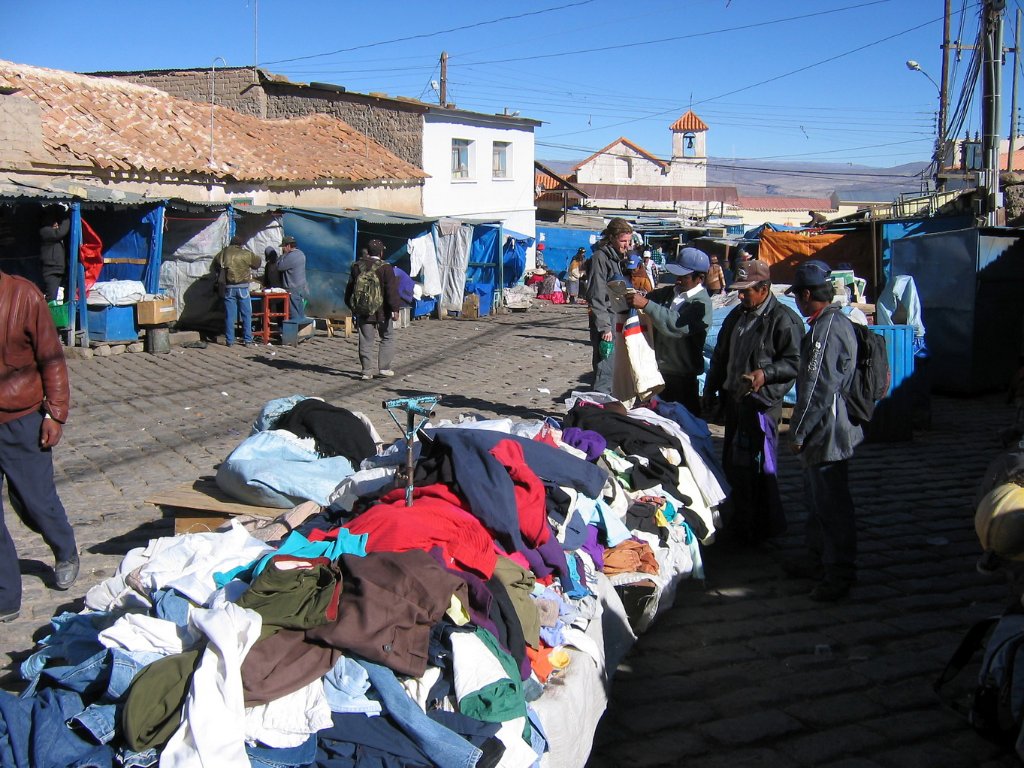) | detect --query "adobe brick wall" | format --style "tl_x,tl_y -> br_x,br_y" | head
106,70 -> 423,168
112,70 -> 267,118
